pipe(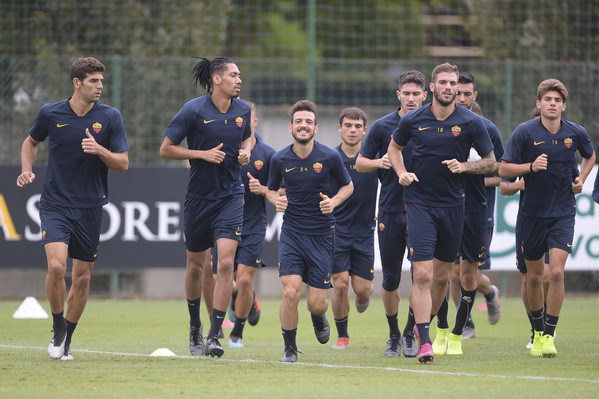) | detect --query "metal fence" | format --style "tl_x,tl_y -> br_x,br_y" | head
2,1 -> 598,164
